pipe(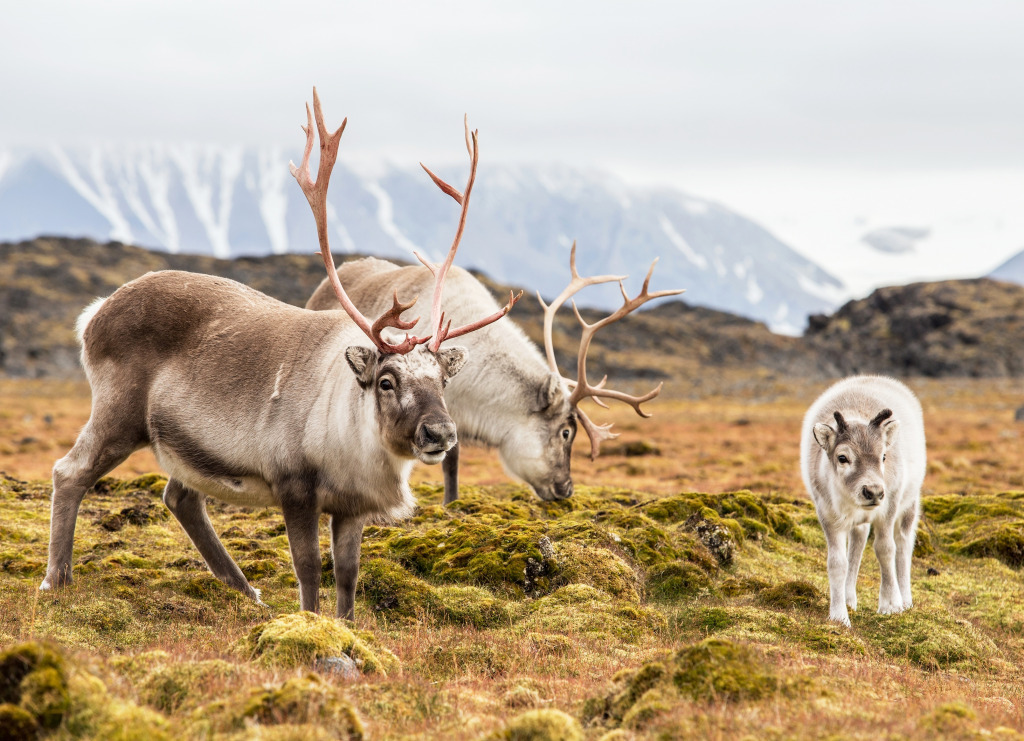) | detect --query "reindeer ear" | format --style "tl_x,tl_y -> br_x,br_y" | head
880,418 -> 900,447
345,346 -> 377,388
538,372 -> 564,412
813,423 -> 837,451
437,346 -> 468,382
